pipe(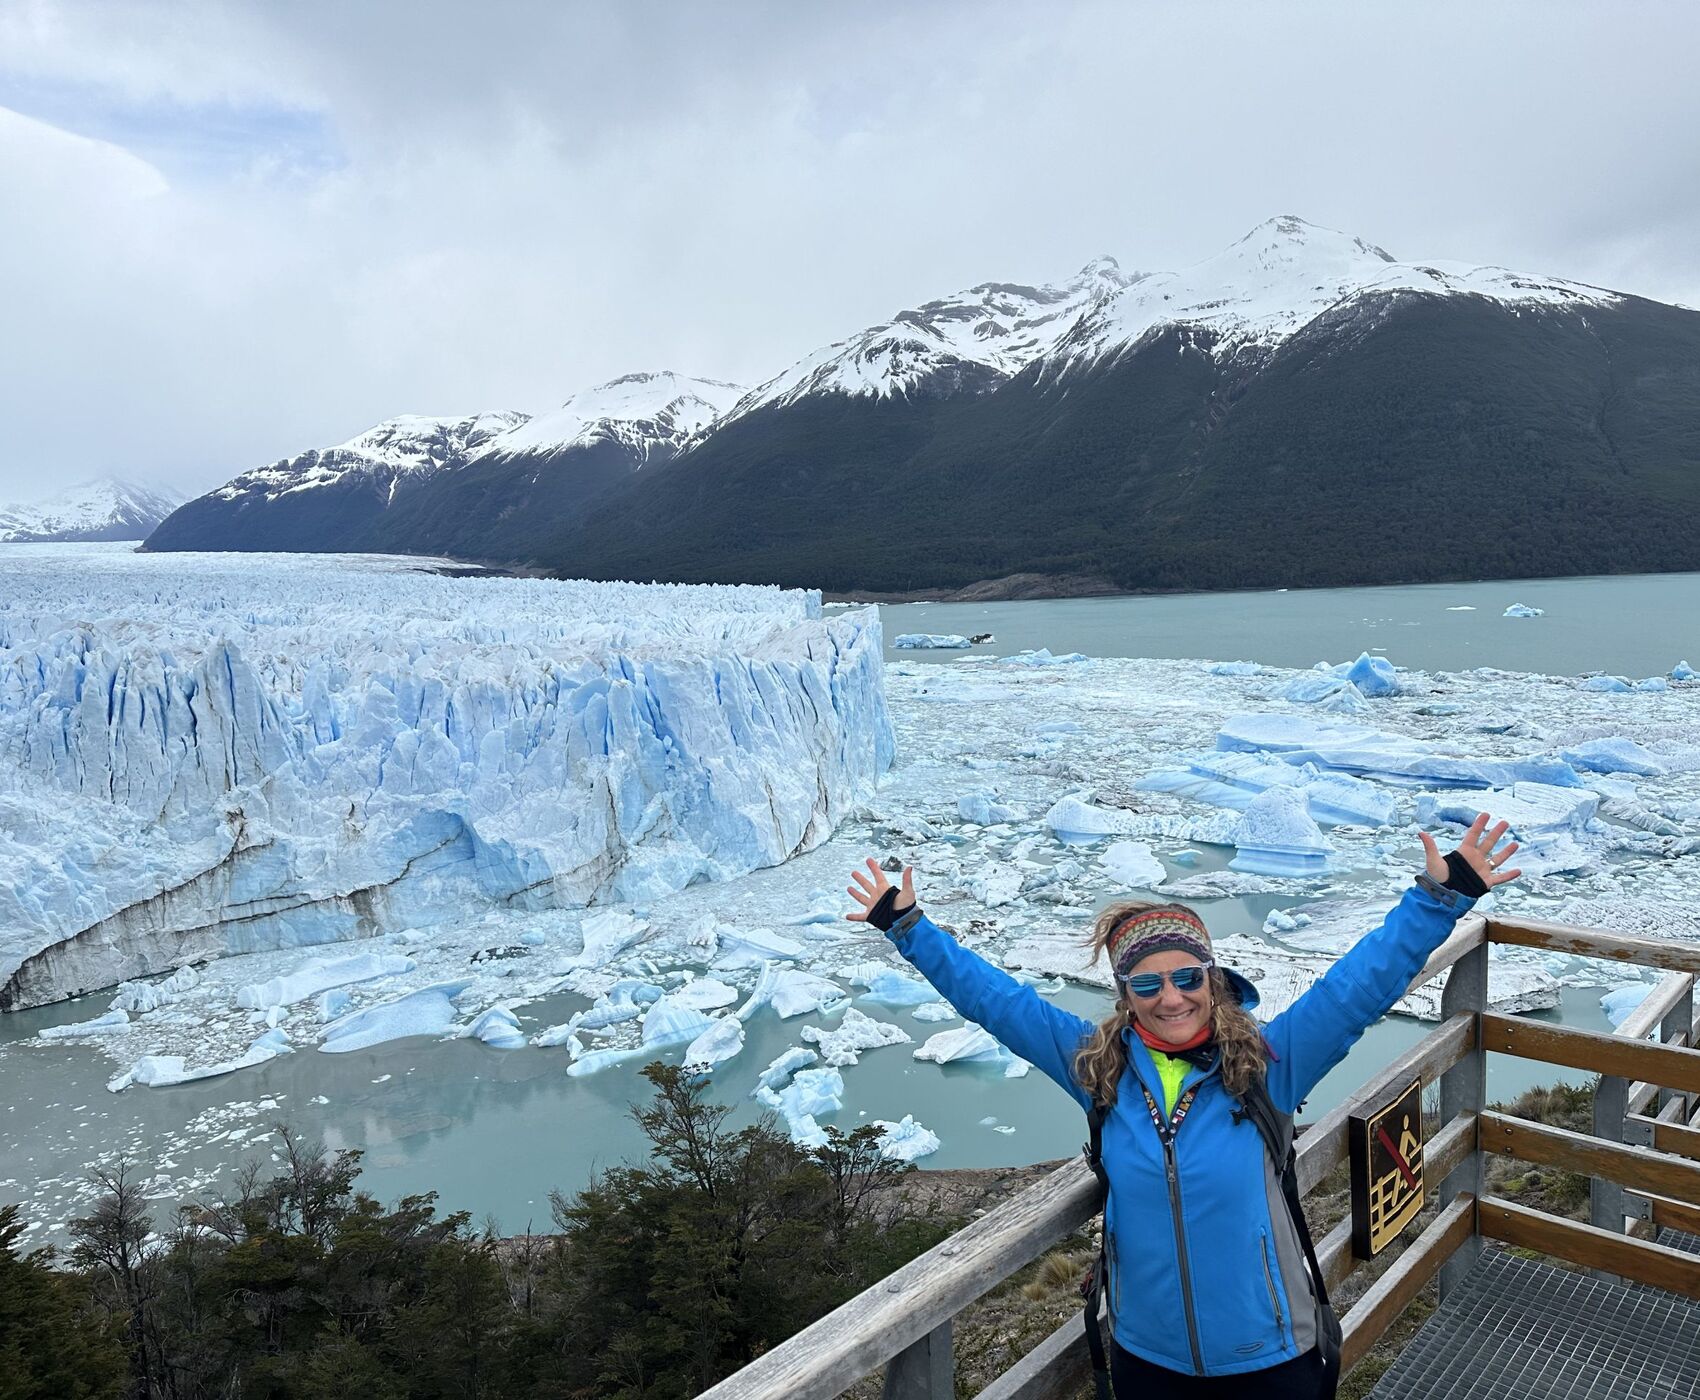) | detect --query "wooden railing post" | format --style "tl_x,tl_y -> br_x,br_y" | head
1590,1072 -> 1629,1271
1437,941 -> 1487,1302
882,1320 -> 953,1400
1660,982 -> 1695,1119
